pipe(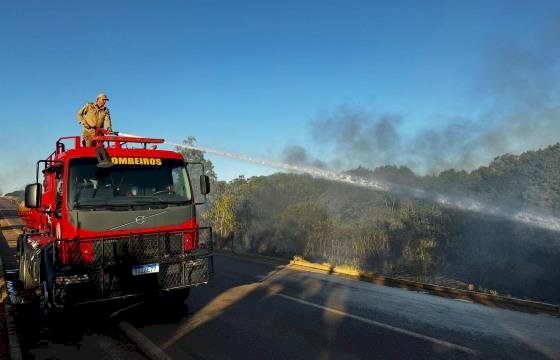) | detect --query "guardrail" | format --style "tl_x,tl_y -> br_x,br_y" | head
288,257 -> 560,316
218,249 -> 560,315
